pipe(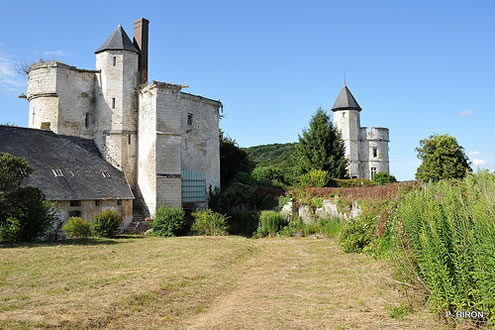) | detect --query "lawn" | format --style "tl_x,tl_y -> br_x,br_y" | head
0,236 -> 440,329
